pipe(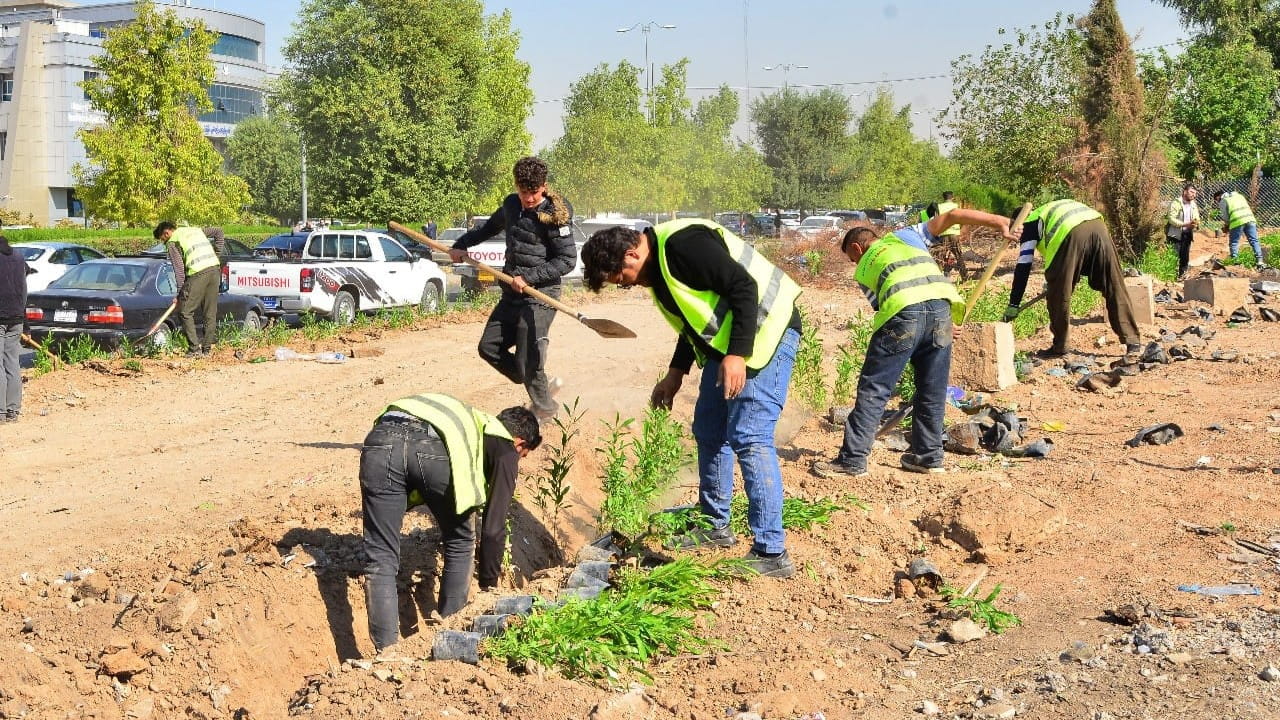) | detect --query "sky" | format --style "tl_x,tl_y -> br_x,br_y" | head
170,0 -> 1189,149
